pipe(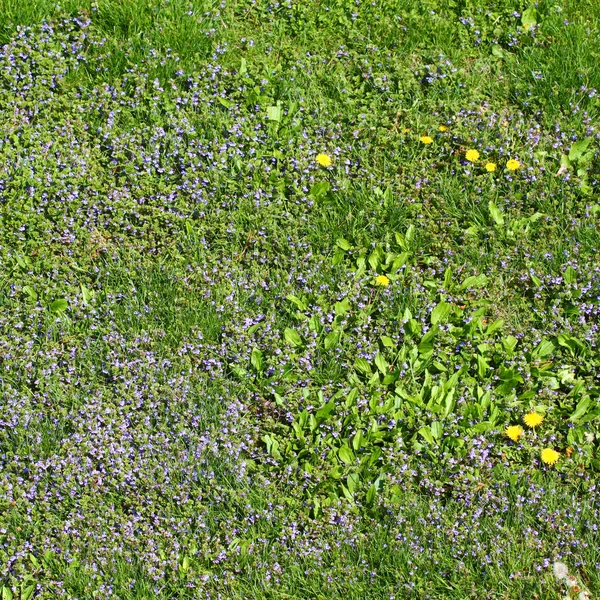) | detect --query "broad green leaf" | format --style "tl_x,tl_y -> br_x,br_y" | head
382,370 -> 399,385
345,388 -> 359,408
315,399 -> 335,423
430,421 -> 443,440
556,154 -> 571,176
431,300 -> 453,325
502,335 -> 518,354
50,298 -> 68,313
491,44 -> 505,58
478,389 -> 492,410
286,294 -> 308,311
444,267 -> 453,289
334,297 -> 350,315
267,105 -> 281,121
472,421 -> 493,432
460,274 -> 488,289
352,429 -> 364,451
347,473 -> 360,495
489,405 -> 500,425
181,556 -> 190,571
570,396 -> 591,423
21,586 -> 35,600
262,435 -> 281,459
485,318 -> 504,336
22,285 -> 37,301
250,348 -> 264,372
80,283 -> 94,304
365,483 -> 377,507
341,484 -> 354,503
338,445 -> 355,465
374,352 -> 388,374
568,137 -> 593,162
368,249 -> 381,271
336,238 -> 351,251
418,325 -> 438,357
309,181 -> 330,198
443,389 -> 456,419
580,411 -> 600,424
521,6 -> 538,29
284,327 -> 303,347
392,252 -> 409,271
324,331 -> 340,350
15,254 -> 32,270
557,334 -> 585,356
308,315 -> 322,333
217,97 -> 234,108
488,200 -> 504,226
380,335 -> 395,348
418,426 -> 434,445
298,409 -> 309,429
332,248 -> 345,266
354,358 -> 371,376
329,465 -> 343,480
477,355 -> 490,379
367,446 -> 382,467
563,266 -> 577,285
532,338 -> 555,359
